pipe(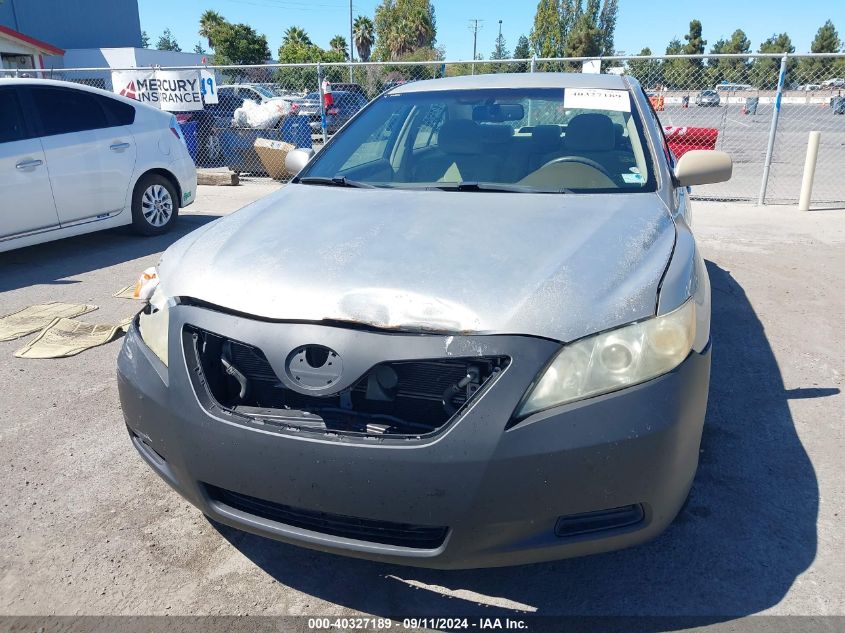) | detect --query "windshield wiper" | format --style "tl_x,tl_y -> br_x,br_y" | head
431,181 -> 570,194
298,176 -> 376,189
